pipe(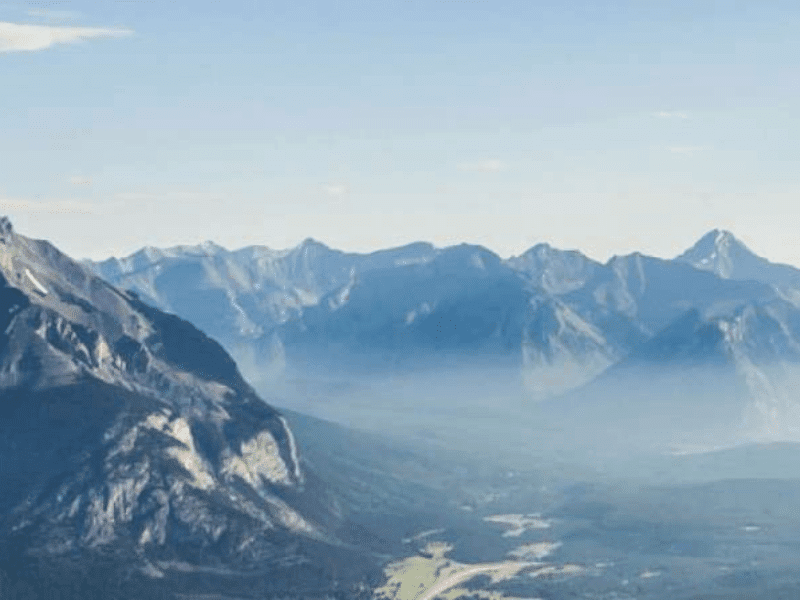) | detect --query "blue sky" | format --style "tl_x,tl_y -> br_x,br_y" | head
2,0 -> 800,263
